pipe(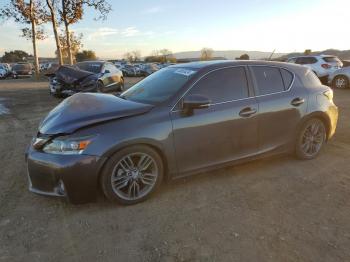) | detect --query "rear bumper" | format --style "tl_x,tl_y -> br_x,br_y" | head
26,148 -> 107,204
